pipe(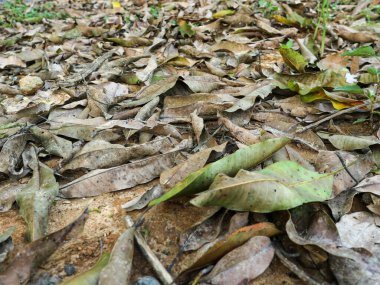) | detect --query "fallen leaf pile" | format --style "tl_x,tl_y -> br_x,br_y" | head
0,0 -> 379,284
